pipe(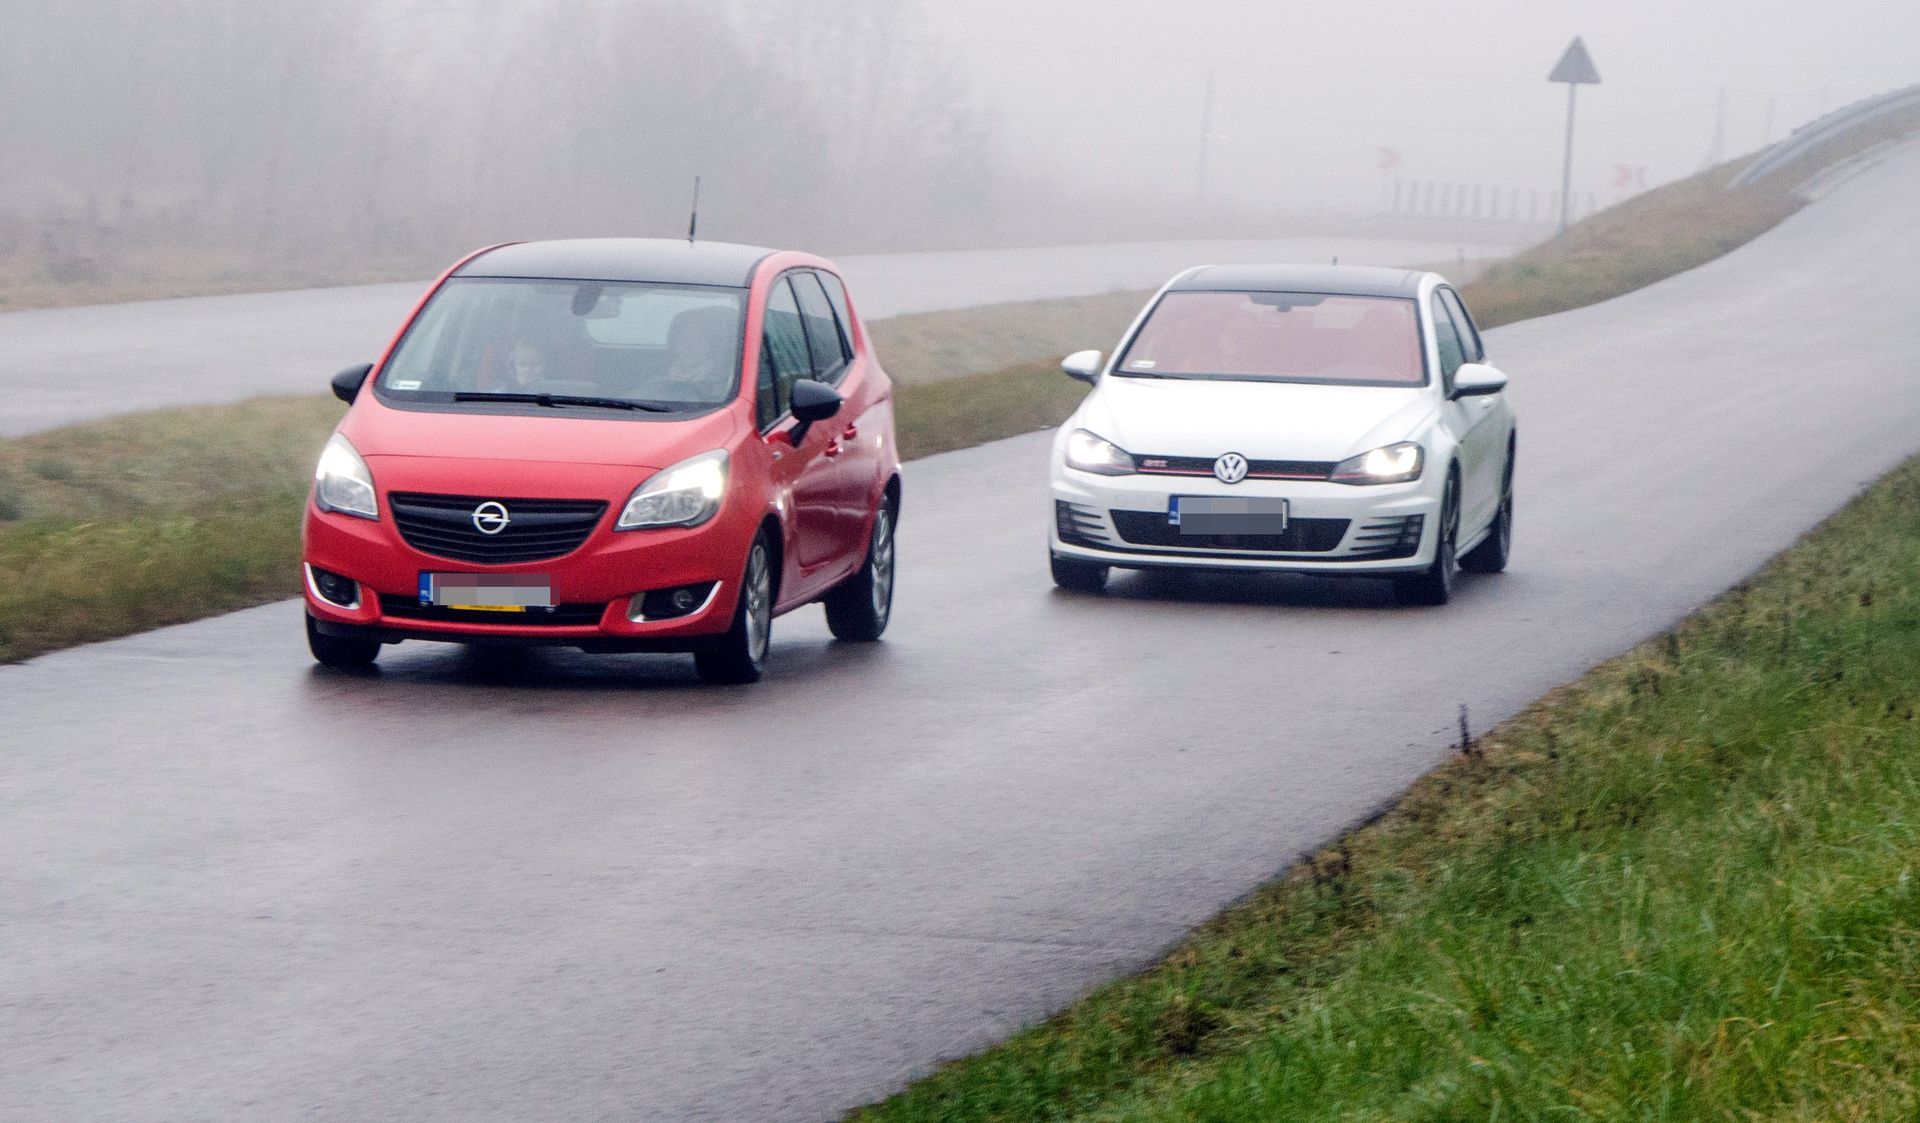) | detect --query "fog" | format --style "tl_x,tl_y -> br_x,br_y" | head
0,0 -> 1912,289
